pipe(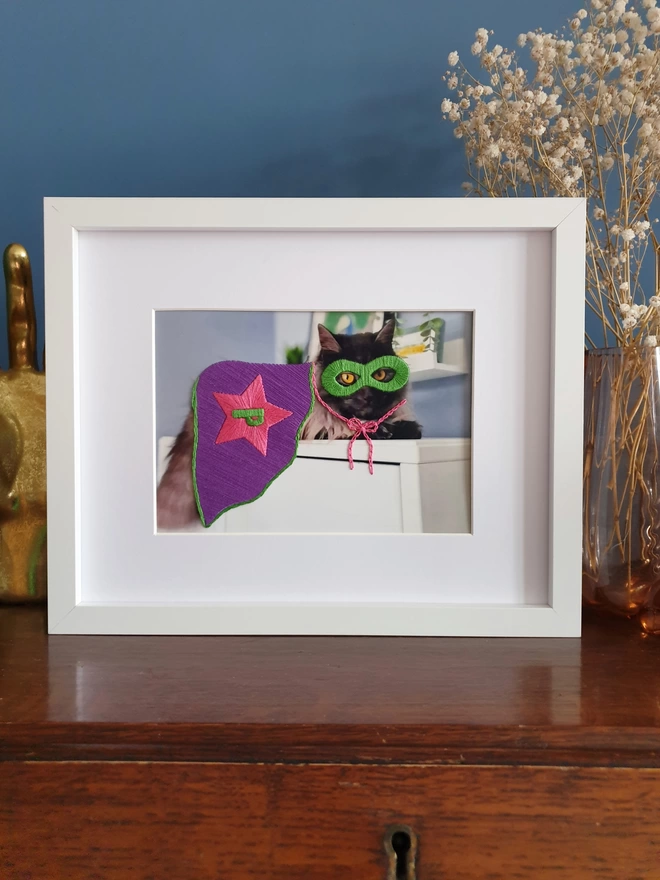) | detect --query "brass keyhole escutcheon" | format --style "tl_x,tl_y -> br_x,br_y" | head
384,825 -> 417,880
